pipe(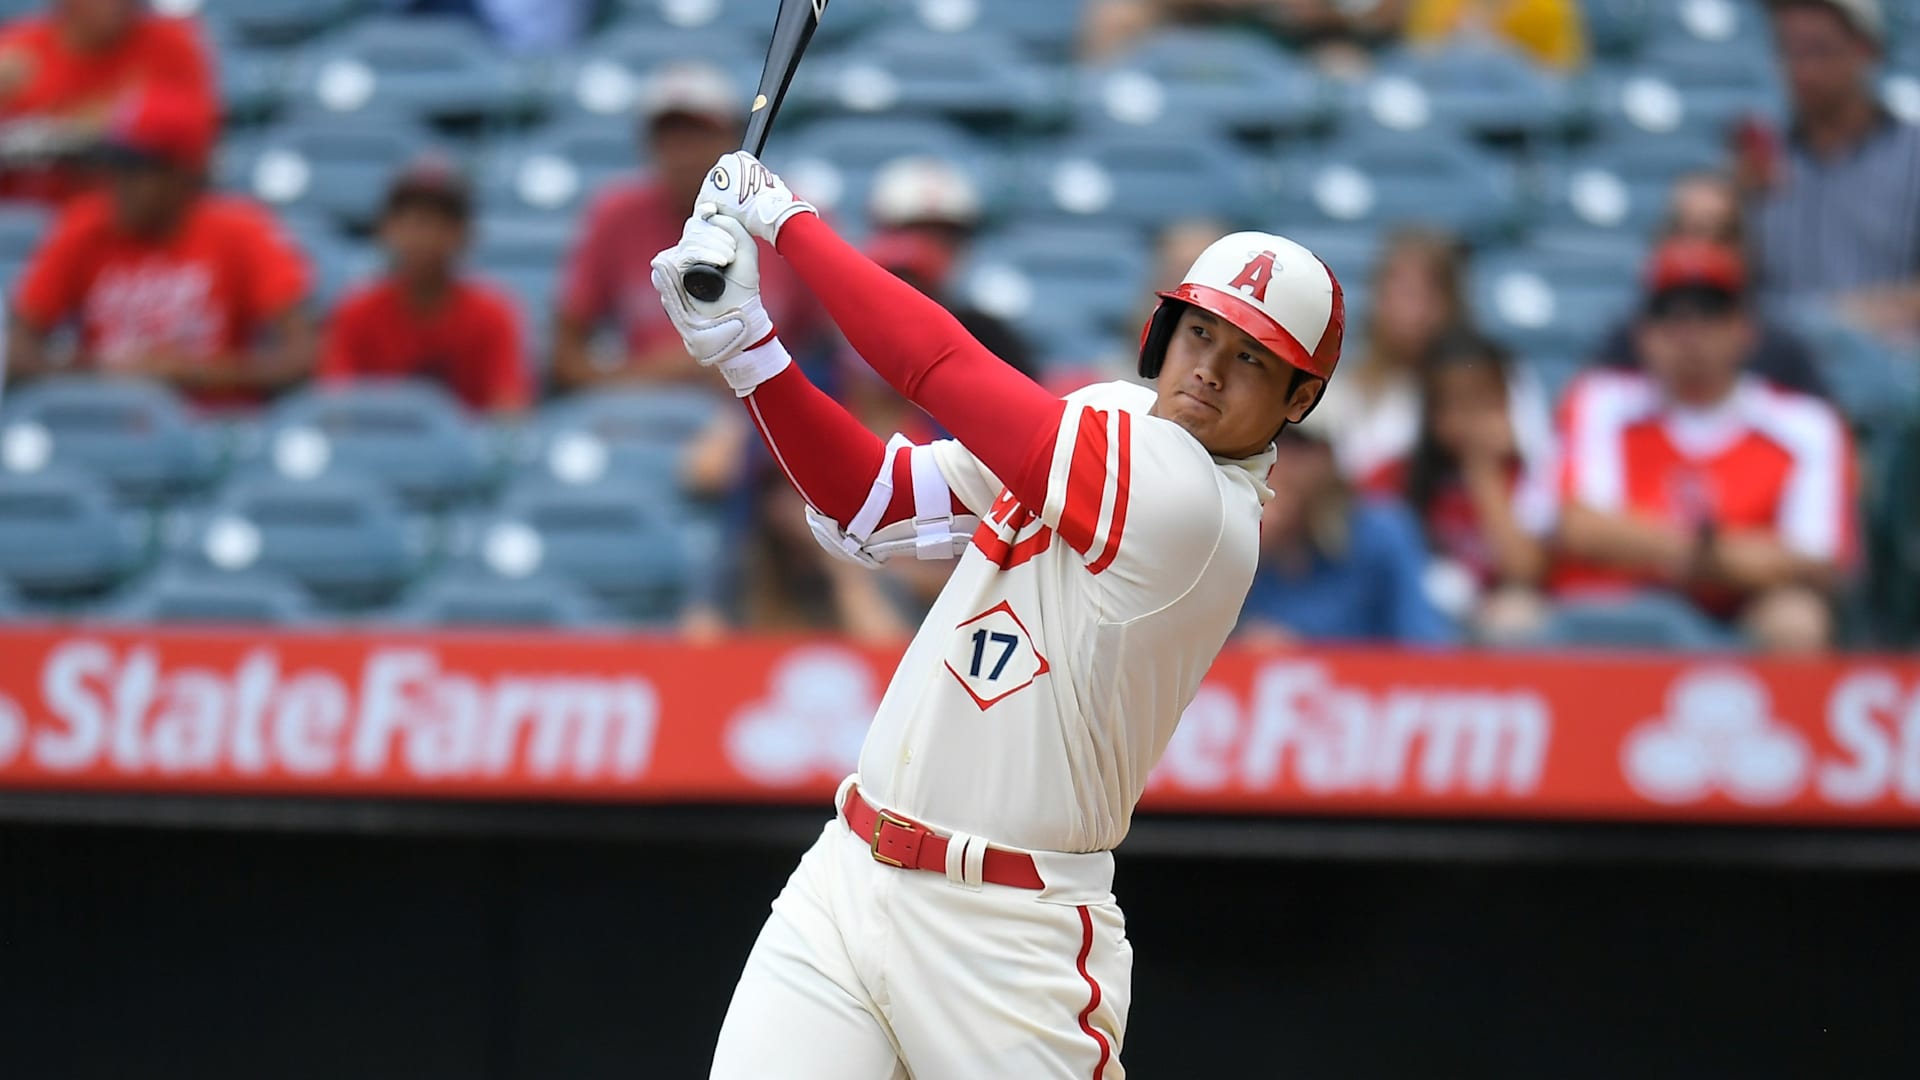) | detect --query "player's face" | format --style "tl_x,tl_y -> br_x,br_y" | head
1153,308 -> 1320,459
